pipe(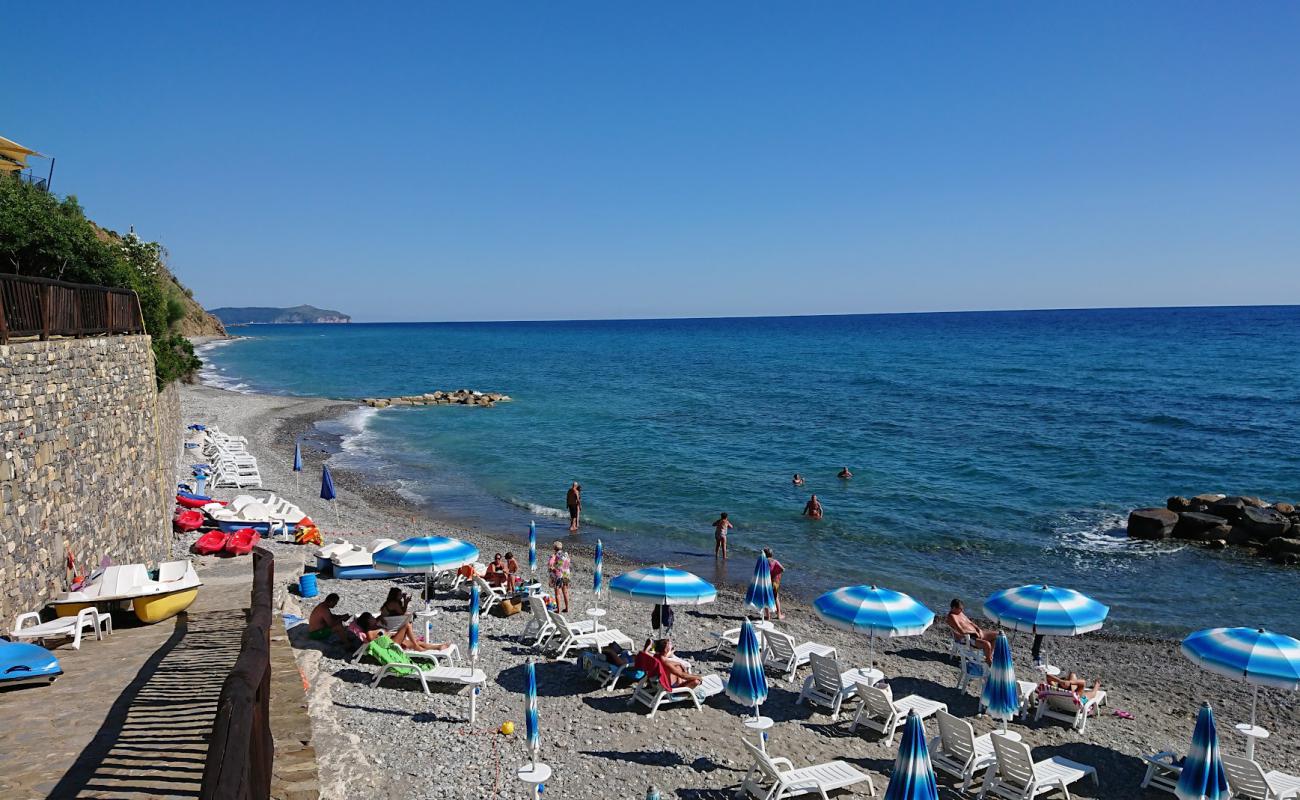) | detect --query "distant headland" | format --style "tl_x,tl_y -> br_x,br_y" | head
207,305 -> 351,325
